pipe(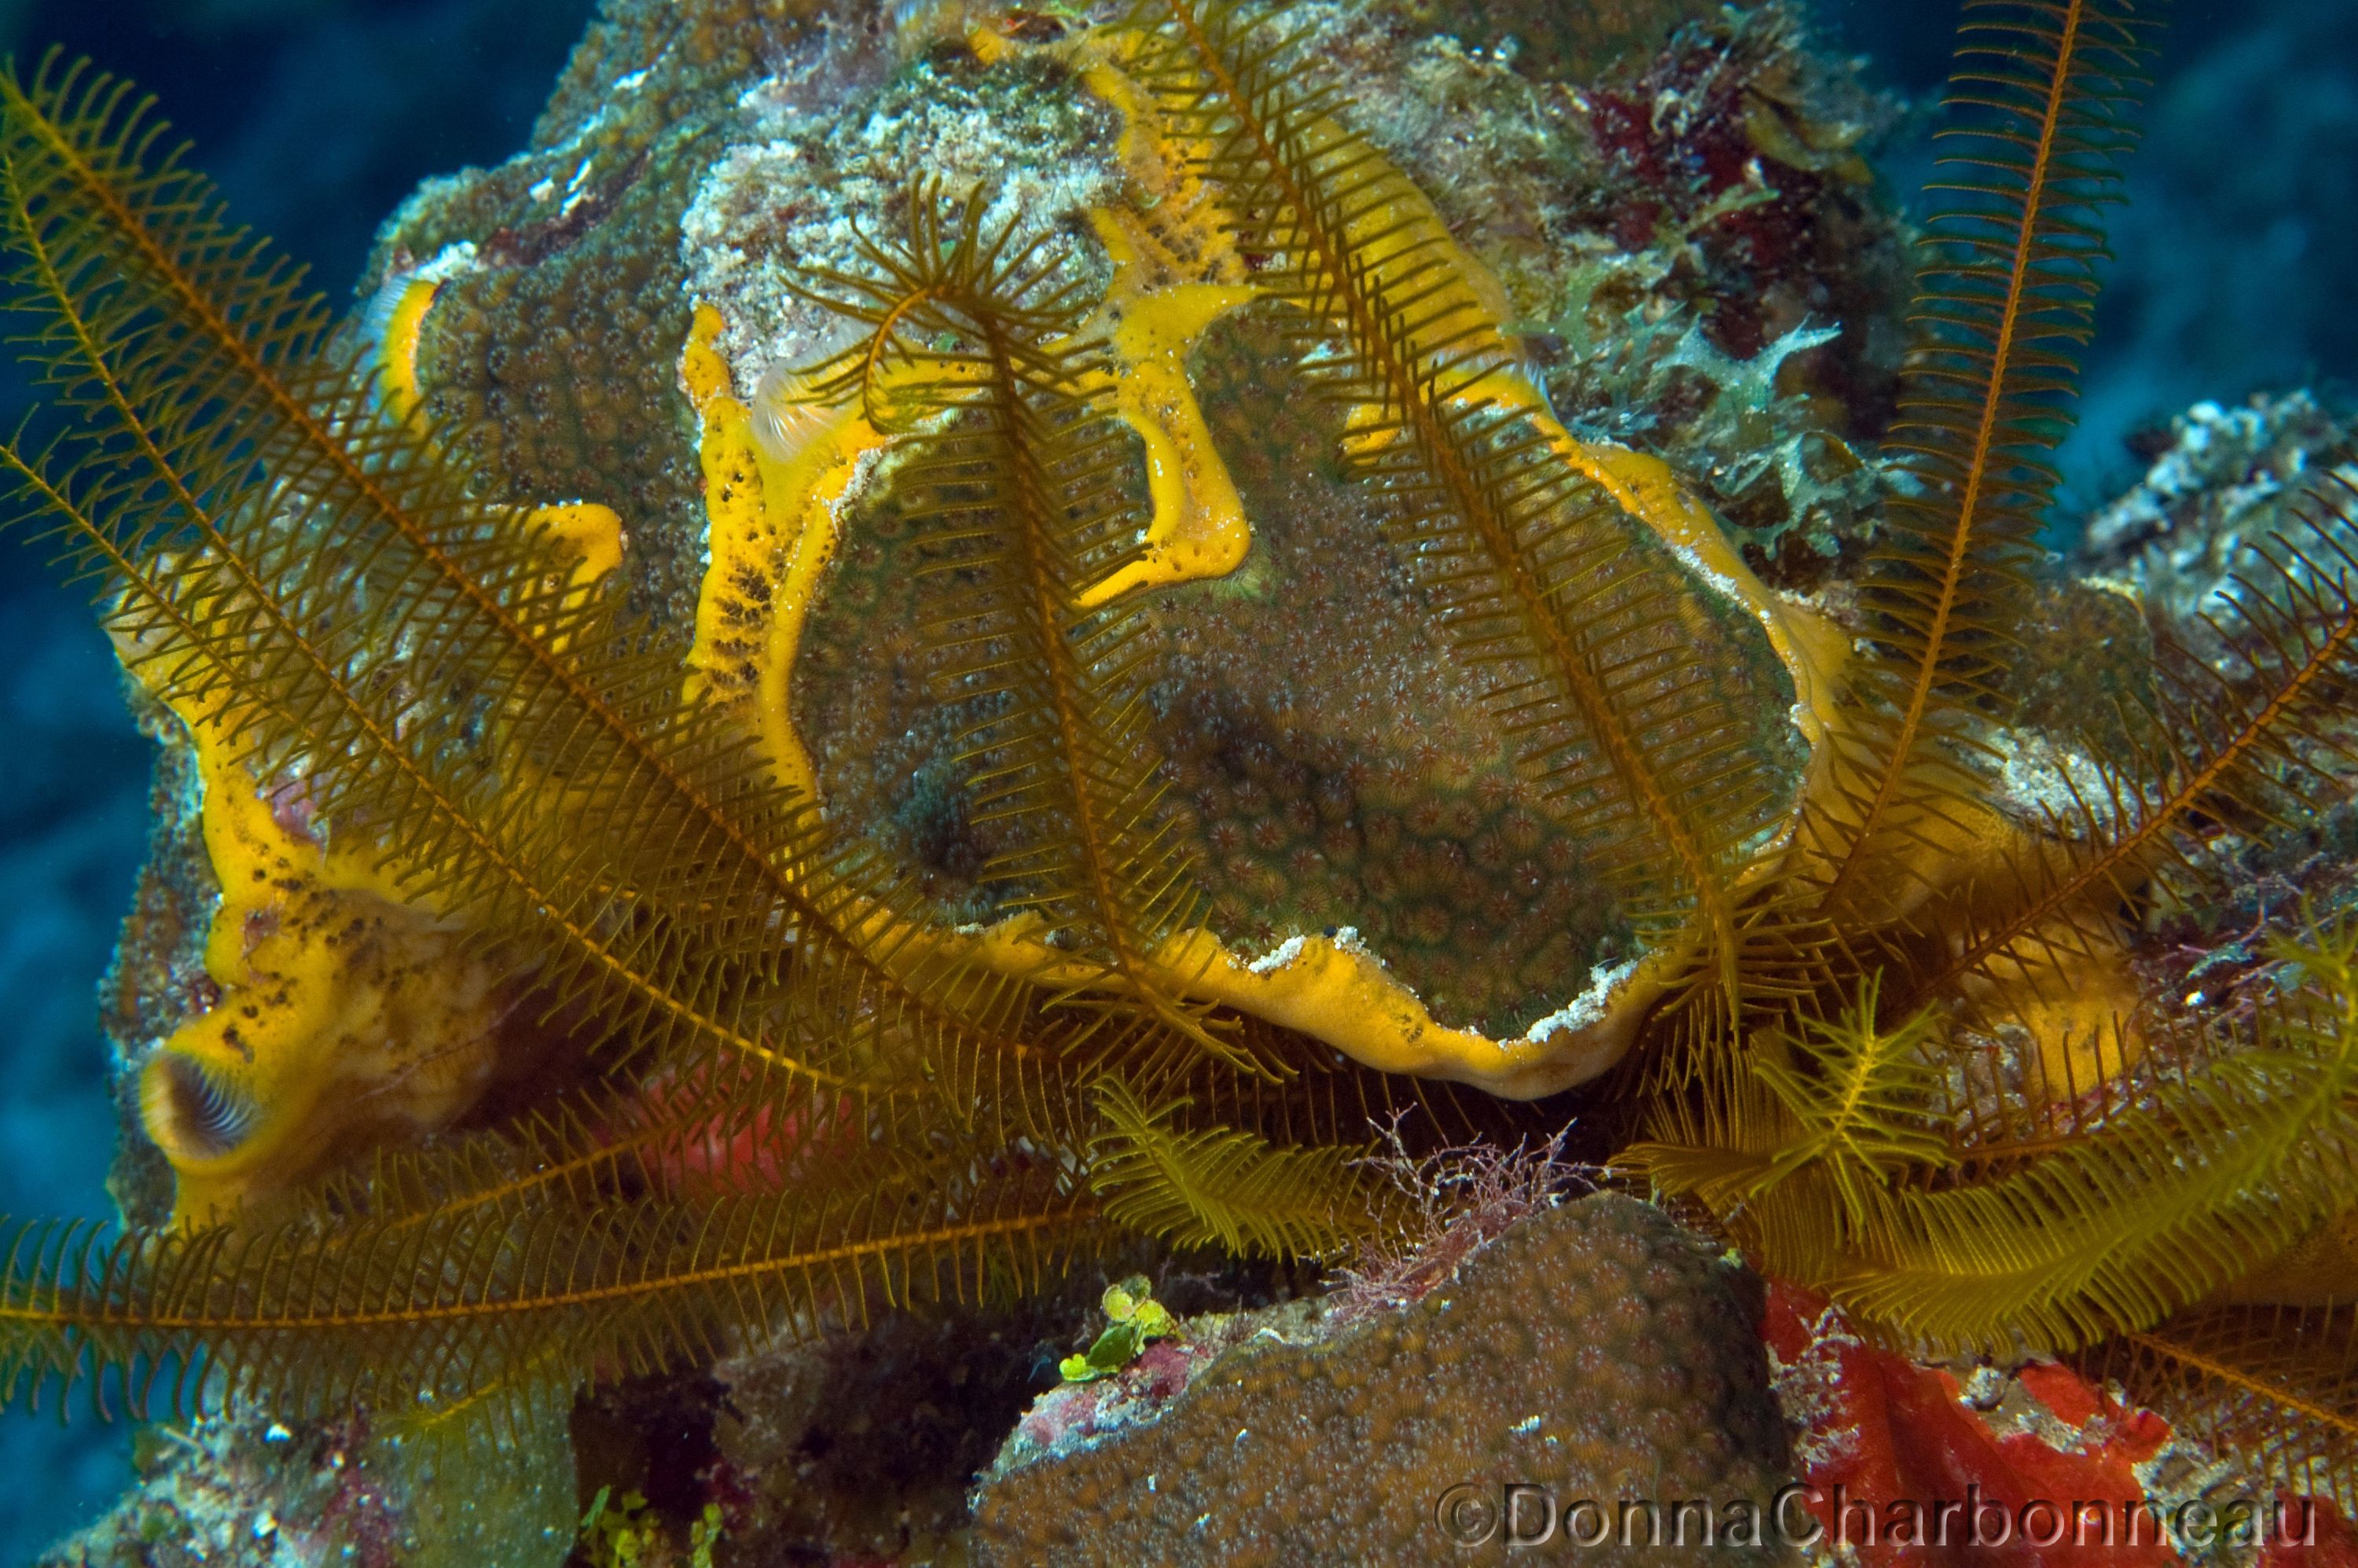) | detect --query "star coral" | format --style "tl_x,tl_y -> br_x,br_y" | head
3,0 -> 2358,1548
968,1194 -> 1793,1566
